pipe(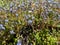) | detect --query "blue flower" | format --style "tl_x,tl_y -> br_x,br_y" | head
0,24 -> 3,27
17,40 -> 22,45
0,24 -> 5,30
1,27 -> 5,30
48,0 -> 54,3
17,42 -> 21,45
28,20 -> 33,25
21,2 -> 25,7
